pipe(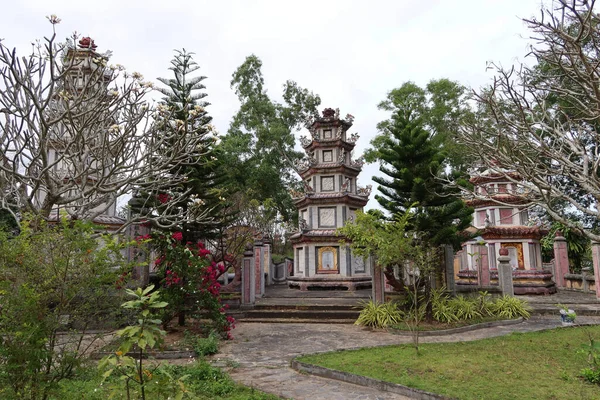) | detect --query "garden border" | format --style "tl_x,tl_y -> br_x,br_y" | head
386,317 -> 524,337
290,359 -> 453,400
